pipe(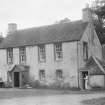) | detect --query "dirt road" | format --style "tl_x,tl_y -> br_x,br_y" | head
0,91 -> 105,105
